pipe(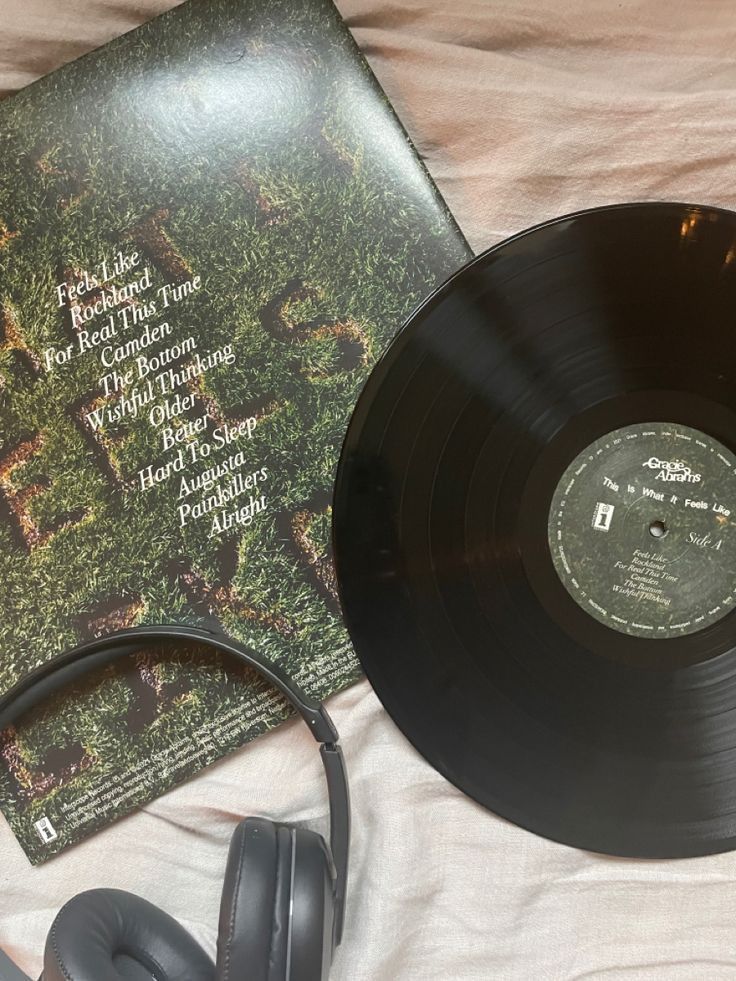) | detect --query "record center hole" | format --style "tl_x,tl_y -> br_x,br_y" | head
649,519 -> 668,539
